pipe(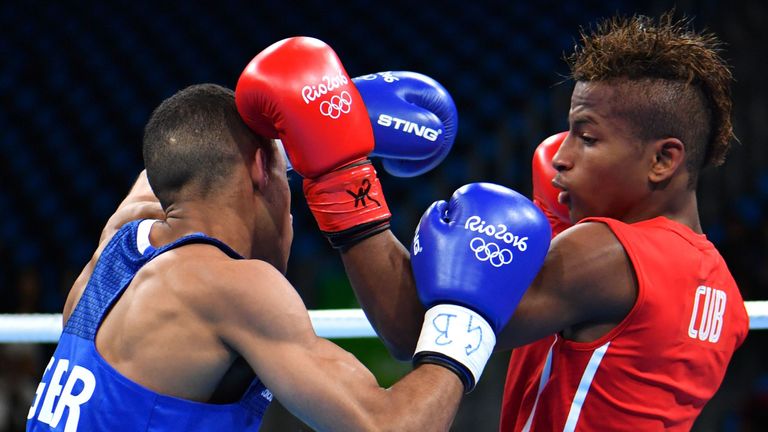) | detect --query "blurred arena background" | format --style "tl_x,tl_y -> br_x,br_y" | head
1,0 -> 766,430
